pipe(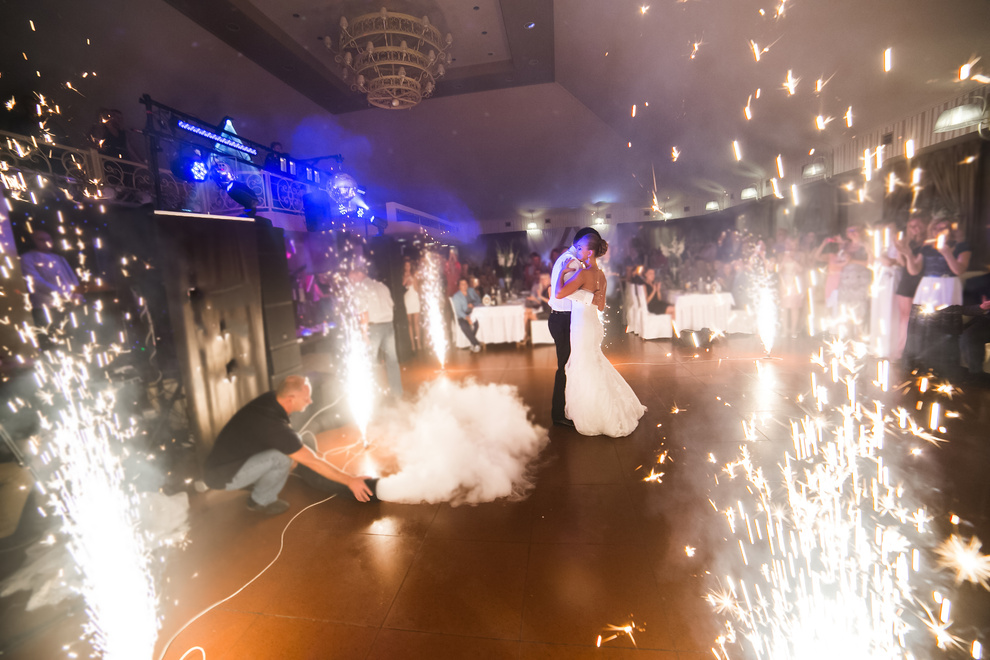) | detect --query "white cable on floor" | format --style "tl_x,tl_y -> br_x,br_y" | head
156,494 -> 337,660
298,394 -> 346,434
